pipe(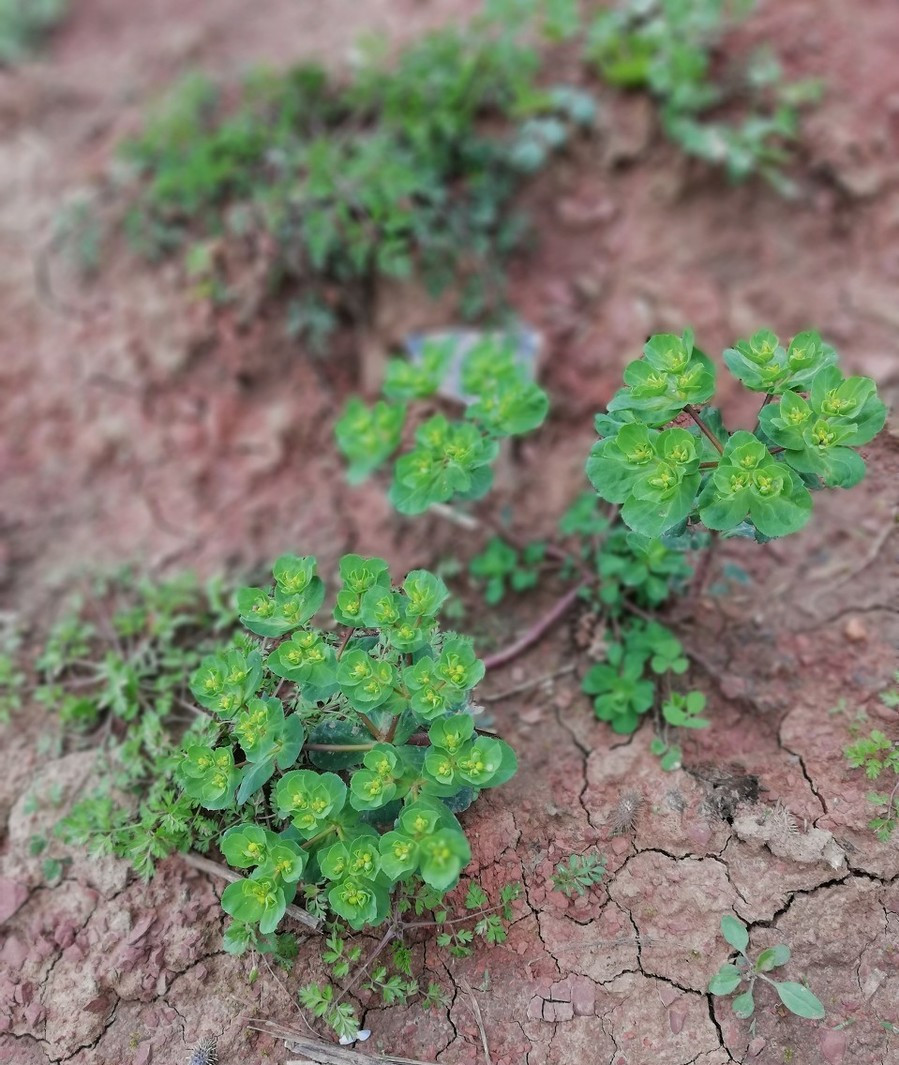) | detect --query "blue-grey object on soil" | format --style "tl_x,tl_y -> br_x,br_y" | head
188,1036 -> 218,1065
404,326 -> 542,404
